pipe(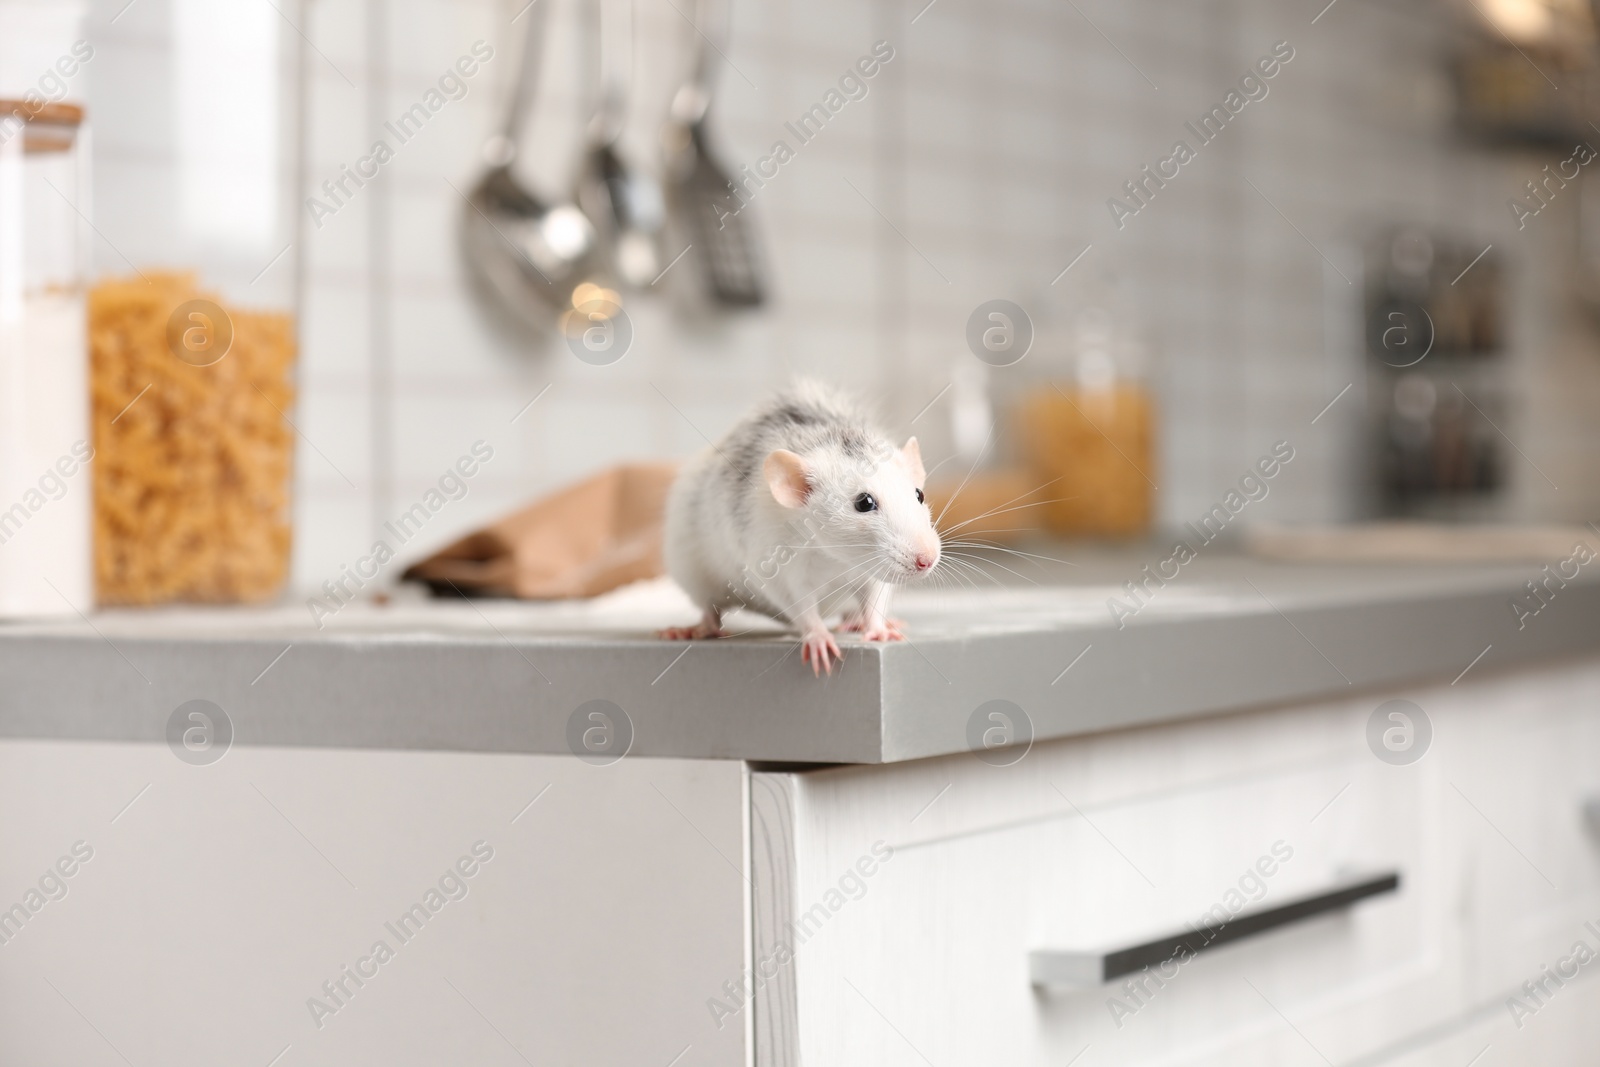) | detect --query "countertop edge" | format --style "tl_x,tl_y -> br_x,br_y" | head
0,569 -> 1594,764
